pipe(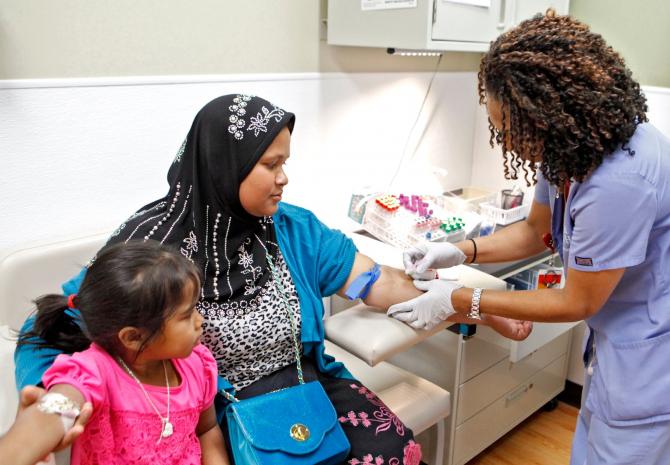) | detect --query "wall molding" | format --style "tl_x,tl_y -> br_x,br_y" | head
0,73 -> 327,90
1,74 -> 662,92
644,85 -> 670,95
0,71 -> 474,90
